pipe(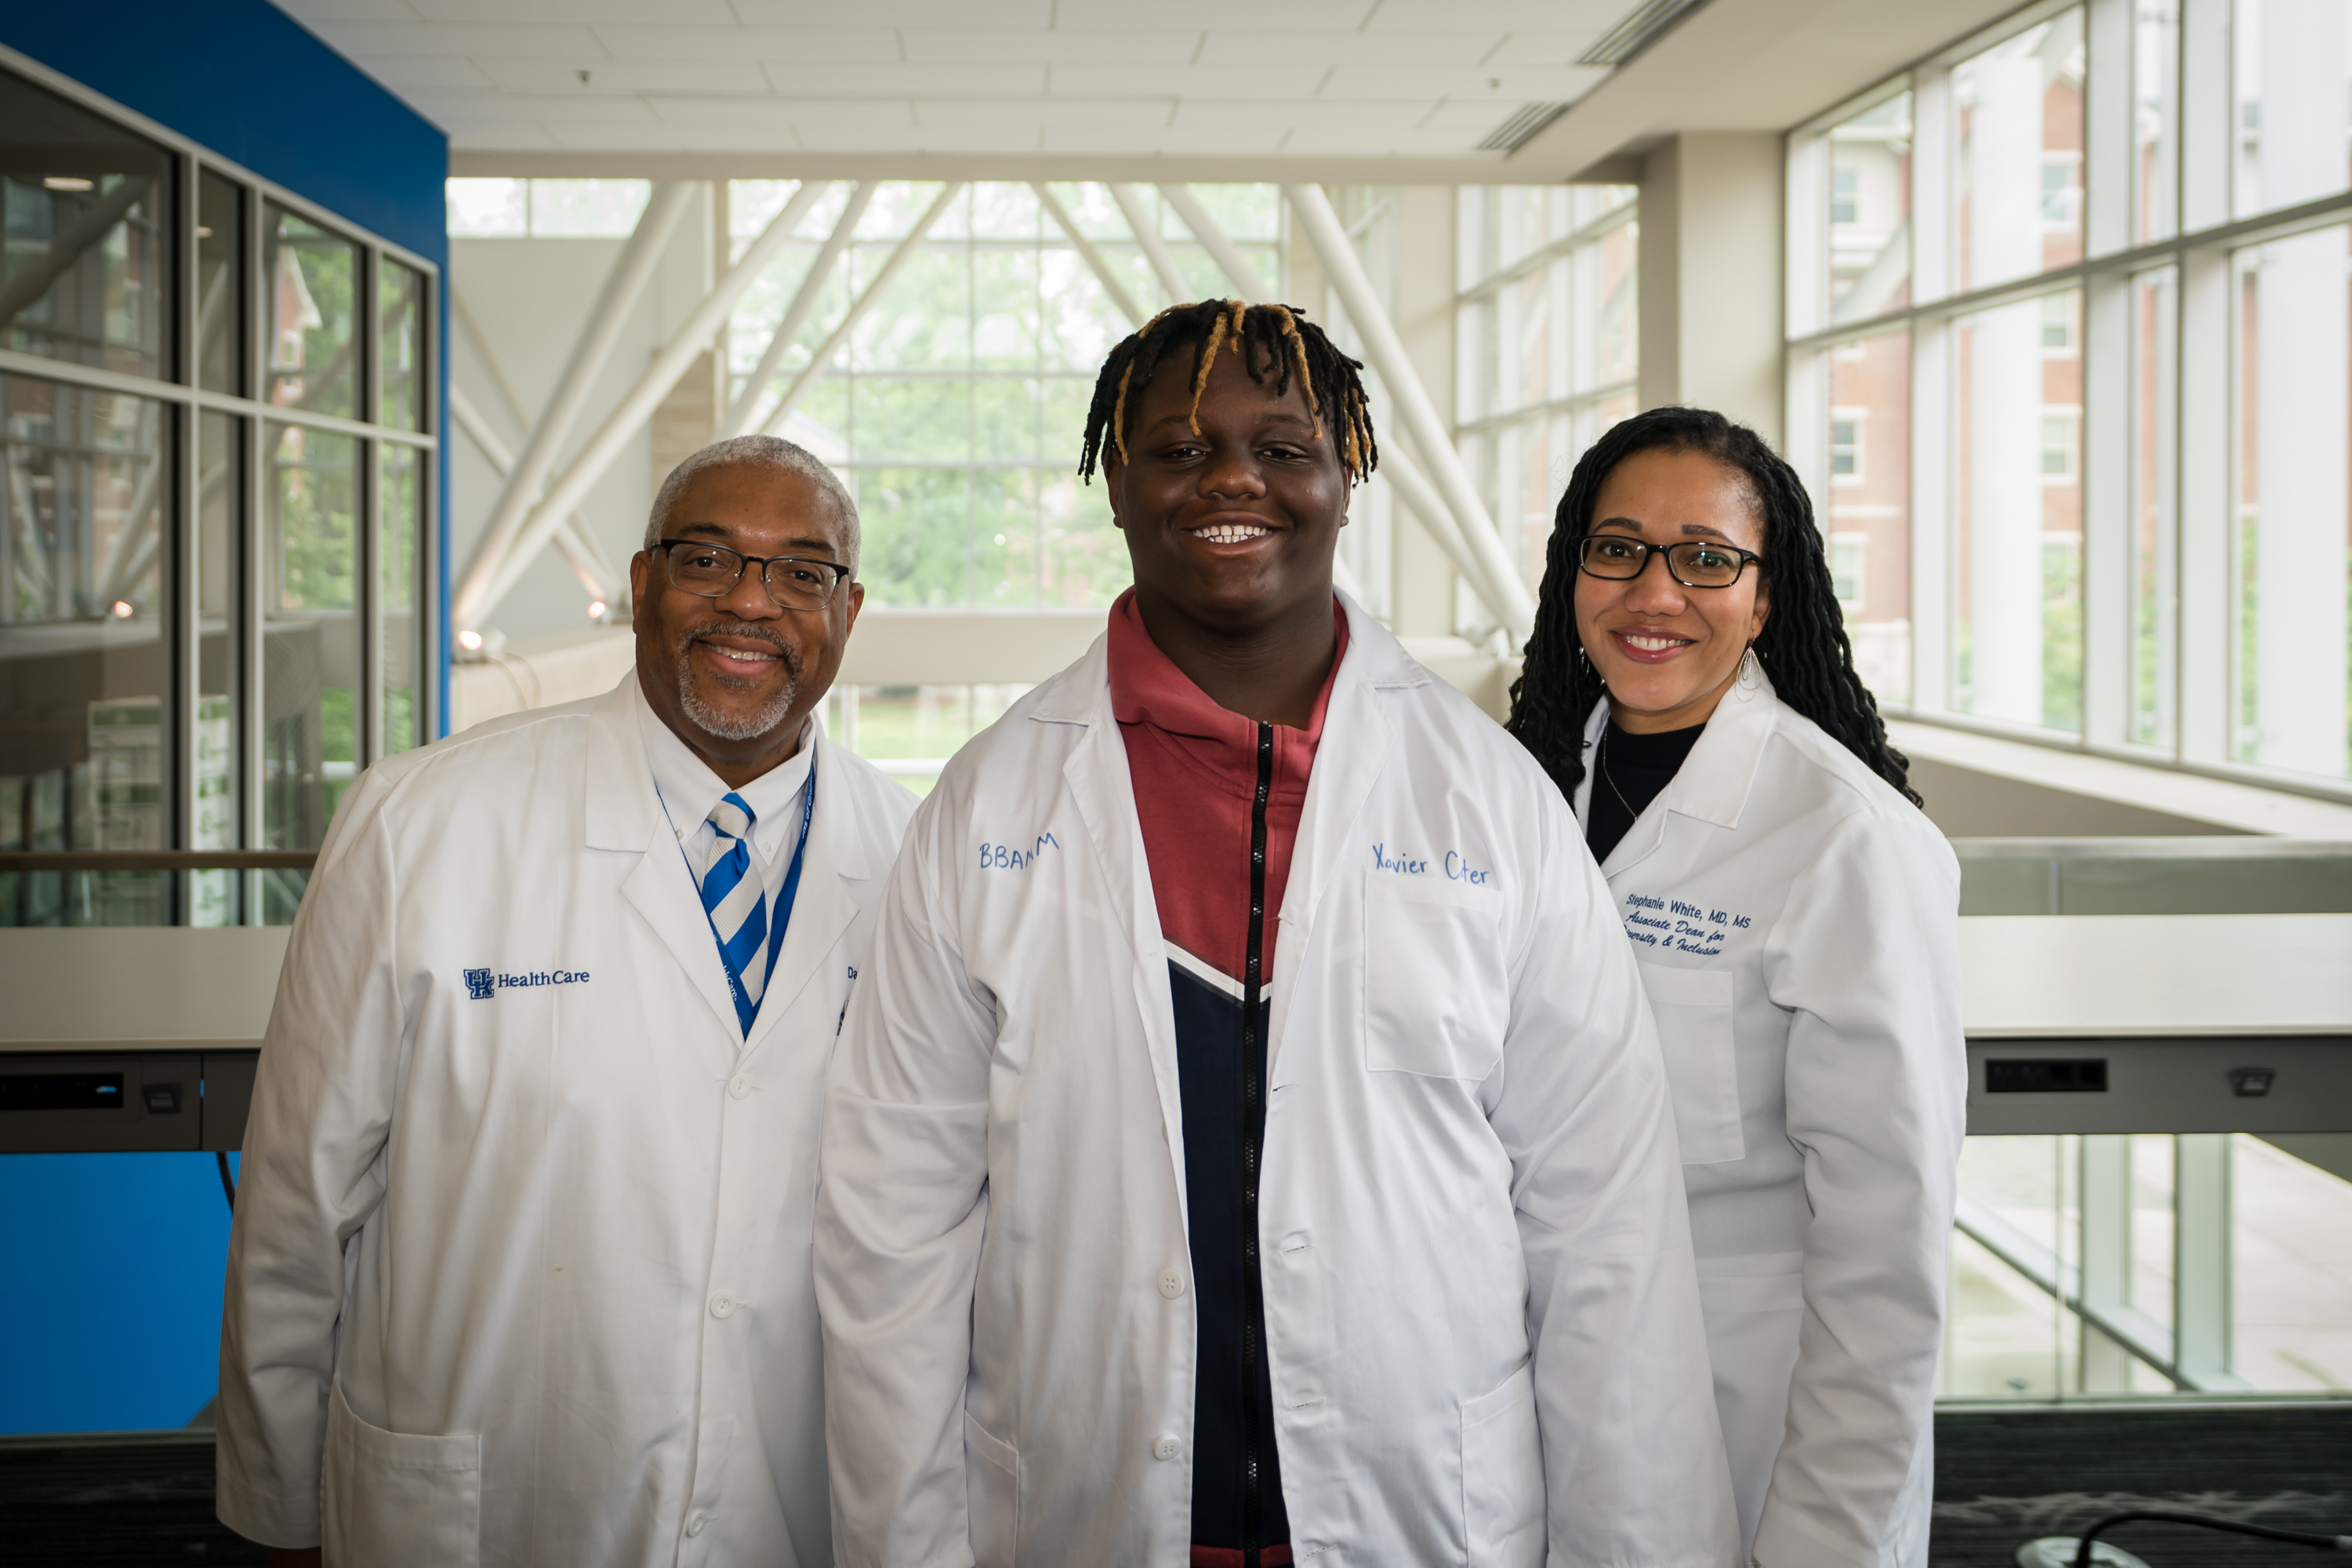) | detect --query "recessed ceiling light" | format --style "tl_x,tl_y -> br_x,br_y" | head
43,175 -> 95,193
